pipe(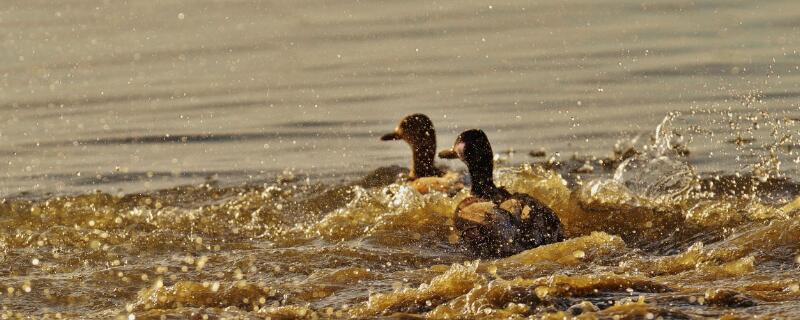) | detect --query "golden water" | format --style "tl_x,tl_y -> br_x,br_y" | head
3,0 -> 800,318
2,156 -> 799,318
